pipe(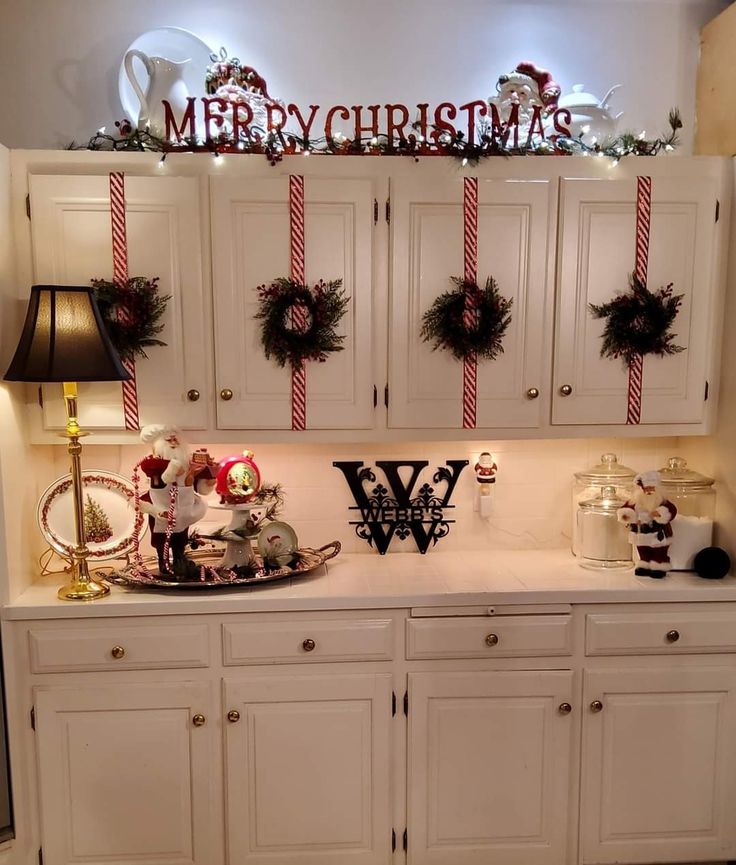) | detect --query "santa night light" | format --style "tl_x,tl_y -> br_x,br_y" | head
617,471 -> 678,578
